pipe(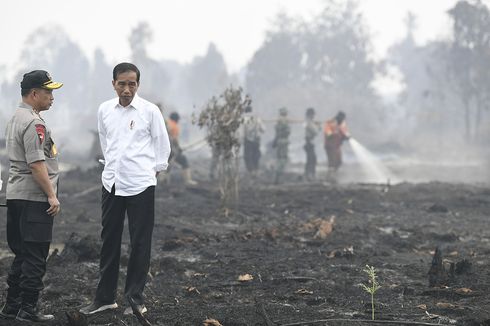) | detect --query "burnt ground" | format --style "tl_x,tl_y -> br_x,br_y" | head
1,166 -> 490,326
